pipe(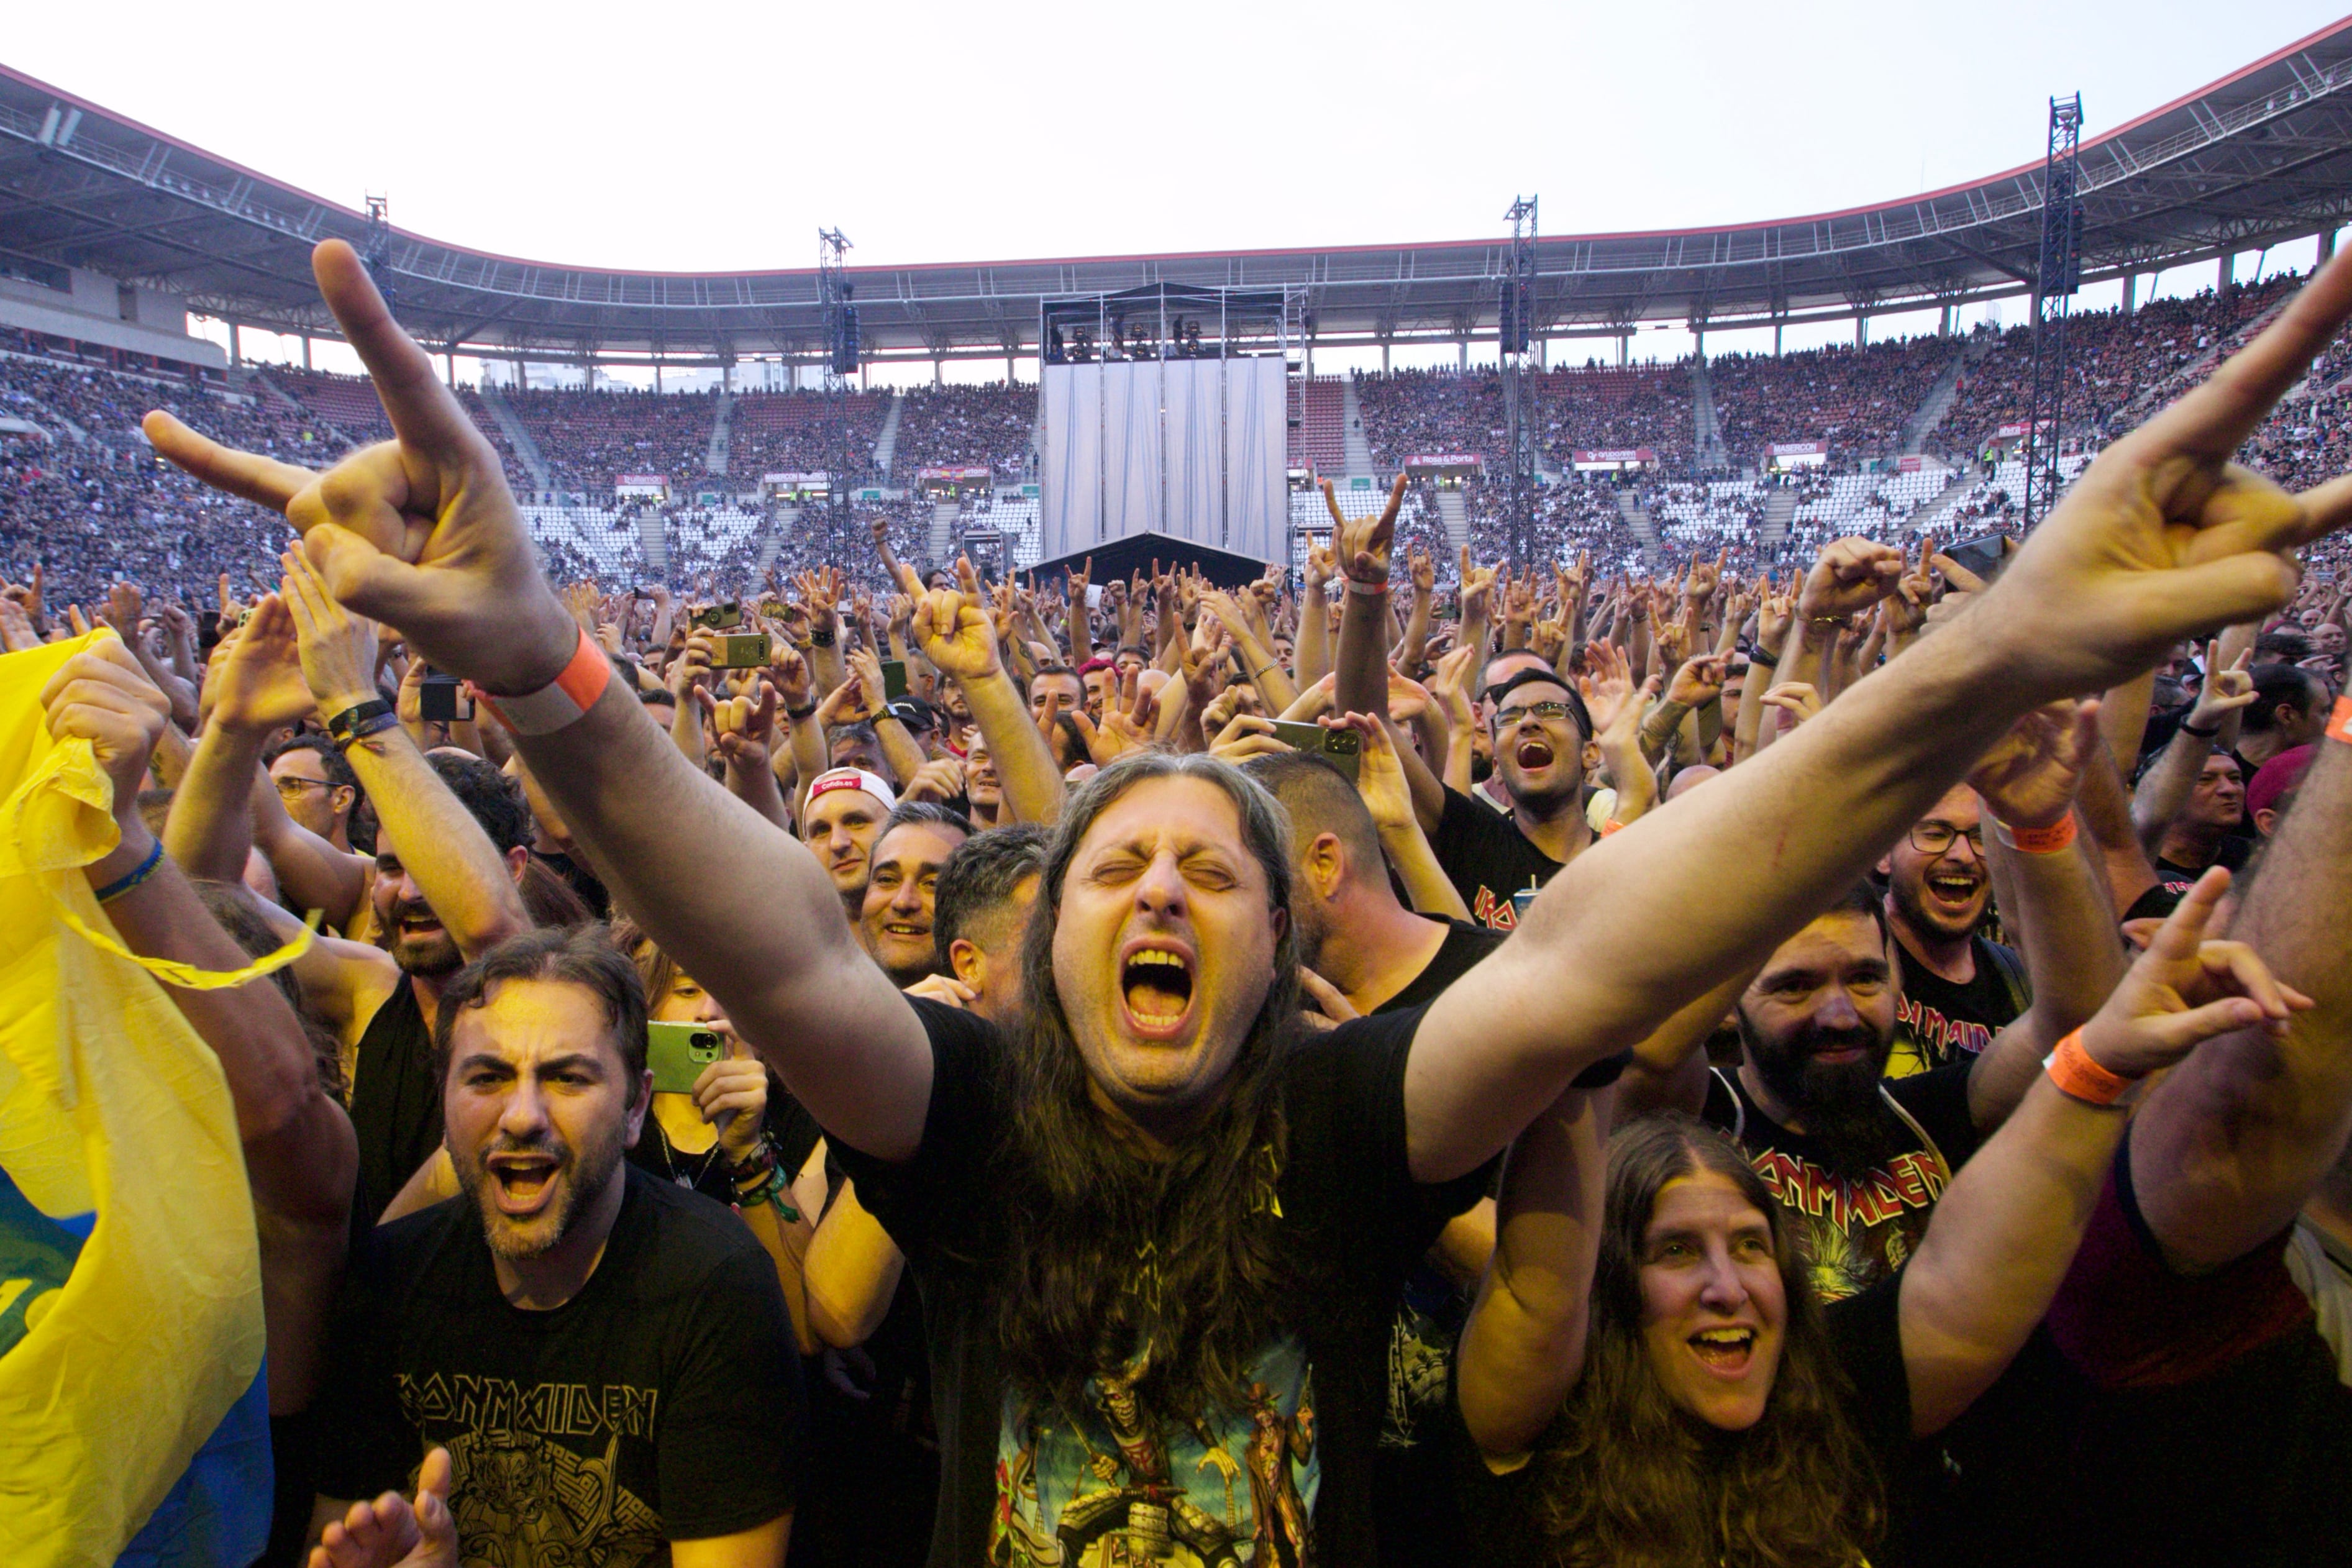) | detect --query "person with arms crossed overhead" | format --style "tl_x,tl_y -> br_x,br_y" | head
154,234 -> 2352,1565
